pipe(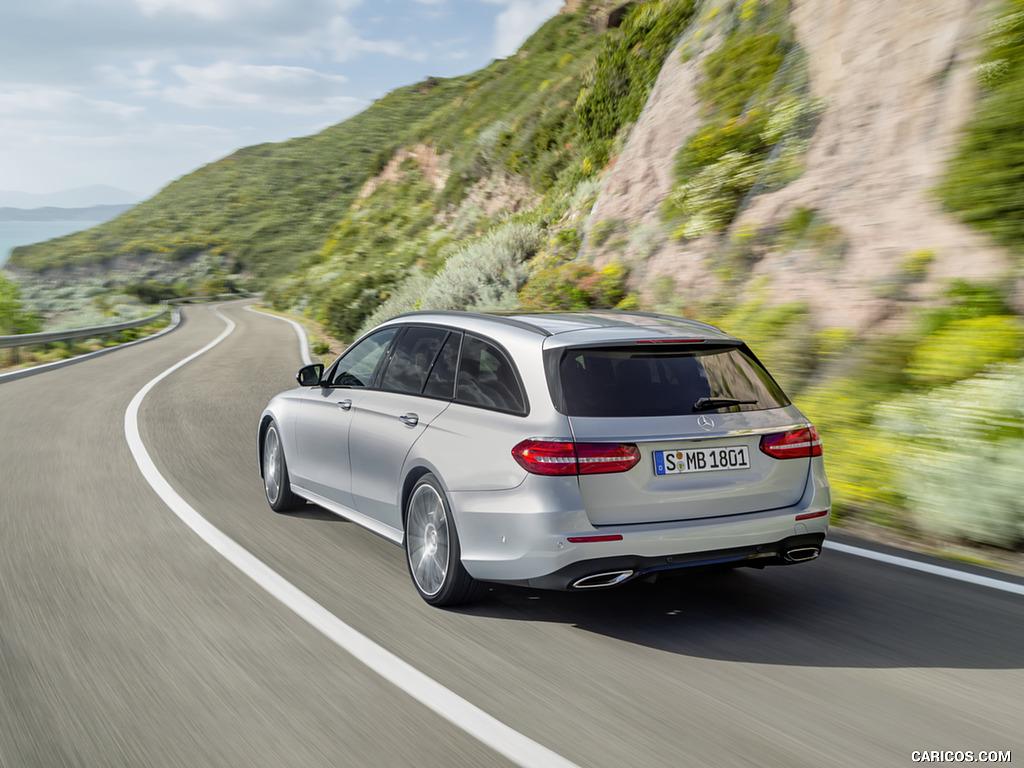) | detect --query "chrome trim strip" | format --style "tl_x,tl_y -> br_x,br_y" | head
290,484 -> 405,545
631,423 -> 810,443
